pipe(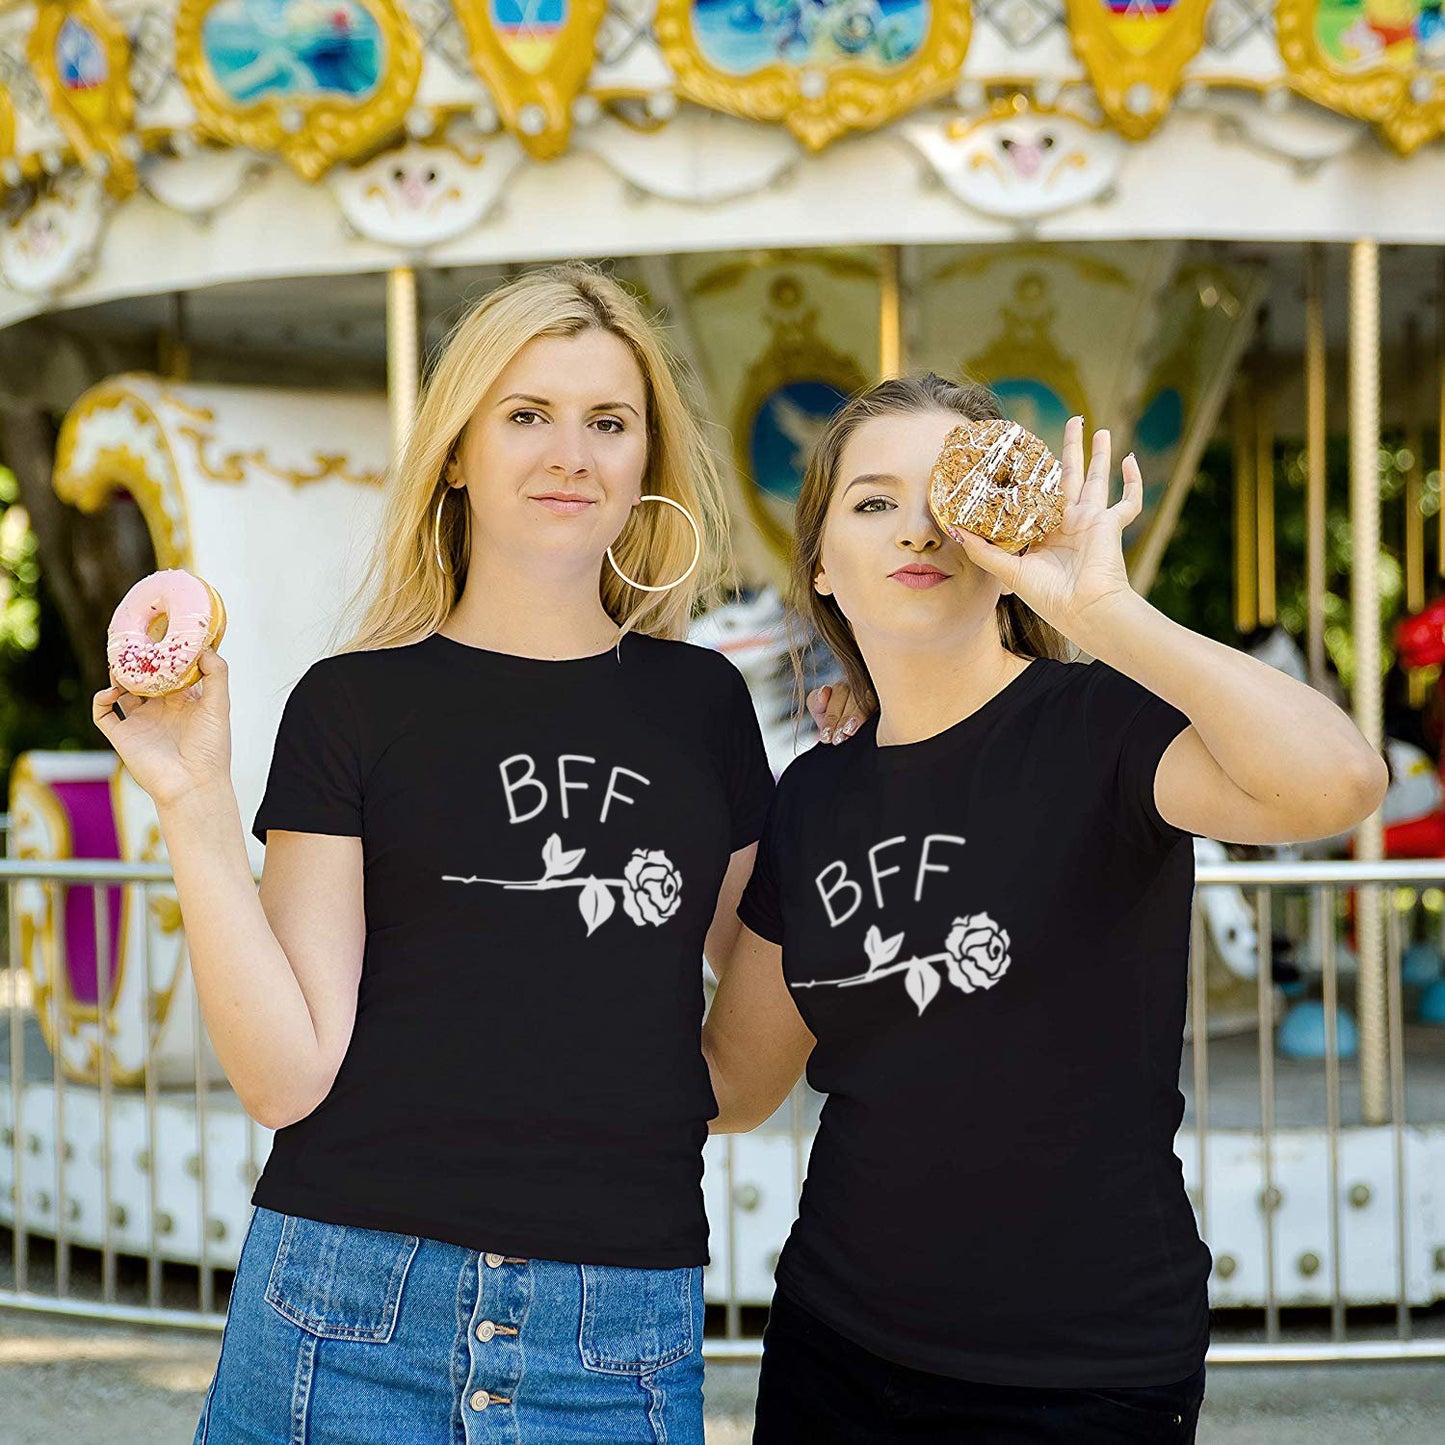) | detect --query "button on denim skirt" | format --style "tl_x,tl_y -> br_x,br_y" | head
194,1206 -> 705,1444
